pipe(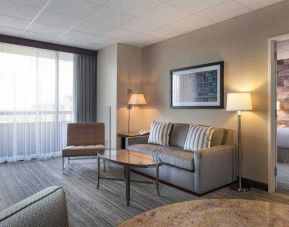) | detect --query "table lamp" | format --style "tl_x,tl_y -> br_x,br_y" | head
226,92 -> 252,192
128,93 -> 147,133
